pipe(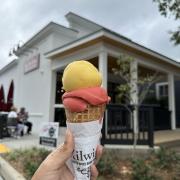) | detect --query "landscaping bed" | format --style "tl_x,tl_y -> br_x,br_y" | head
2,147 -> 180,180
